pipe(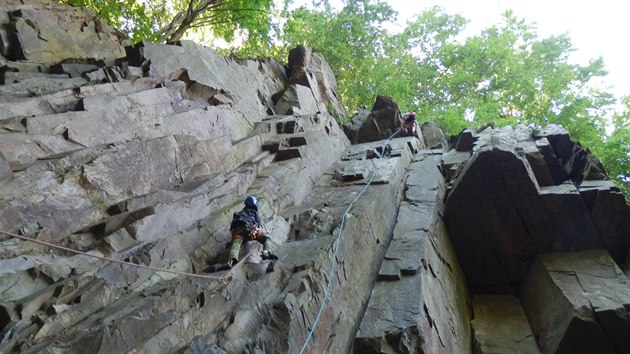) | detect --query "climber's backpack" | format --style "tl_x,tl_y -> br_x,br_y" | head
230,208 -> 258,232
